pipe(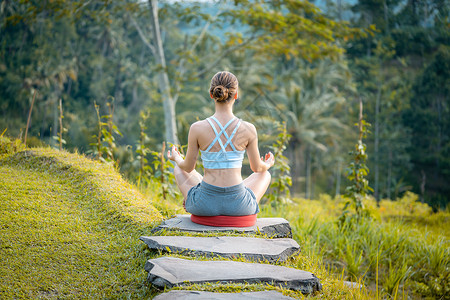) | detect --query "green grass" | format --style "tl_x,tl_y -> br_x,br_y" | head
1,137 -> 447,299
258,195 -> 450,299
0,140 -> 162,299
